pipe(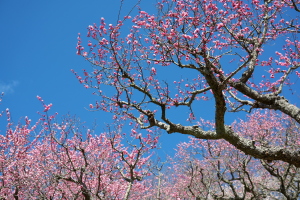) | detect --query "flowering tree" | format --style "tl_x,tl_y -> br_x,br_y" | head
1,97 -> 299,199
150,110 -> 300,199
76,0 -> 300,166
0,98 -> 158,199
